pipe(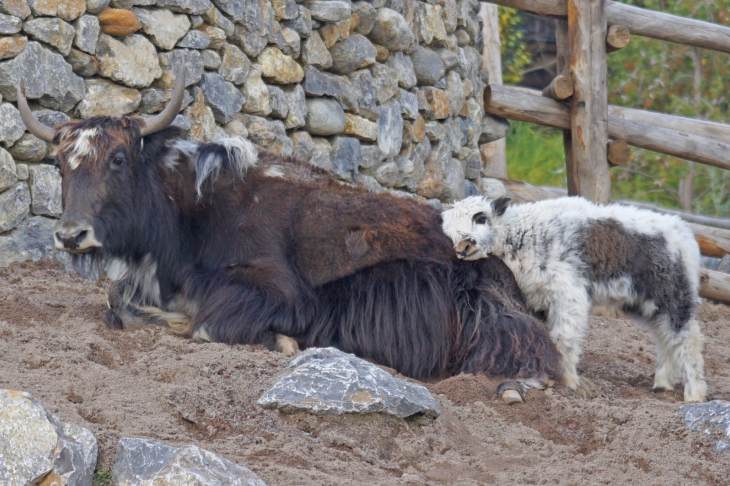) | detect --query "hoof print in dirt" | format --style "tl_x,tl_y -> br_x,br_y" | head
680,400 -> 730,453
0,389 -> 98,485
112,437 -> 266,485
257,347 -> 441,418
